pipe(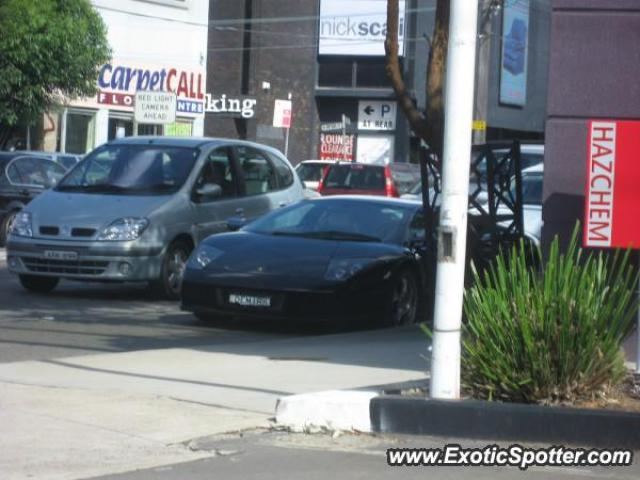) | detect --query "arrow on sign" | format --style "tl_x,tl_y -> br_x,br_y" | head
364,105 -> 375,115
